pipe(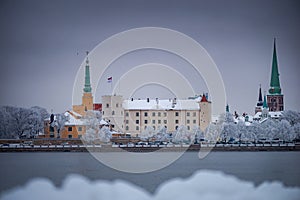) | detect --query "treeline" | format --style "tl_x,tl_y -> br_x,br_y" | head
0,106 -> 49,139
